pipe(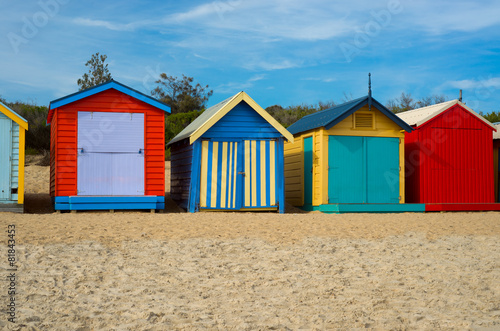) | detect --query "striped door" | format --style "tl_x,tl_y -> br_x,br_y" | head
199,140 -> 278,210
